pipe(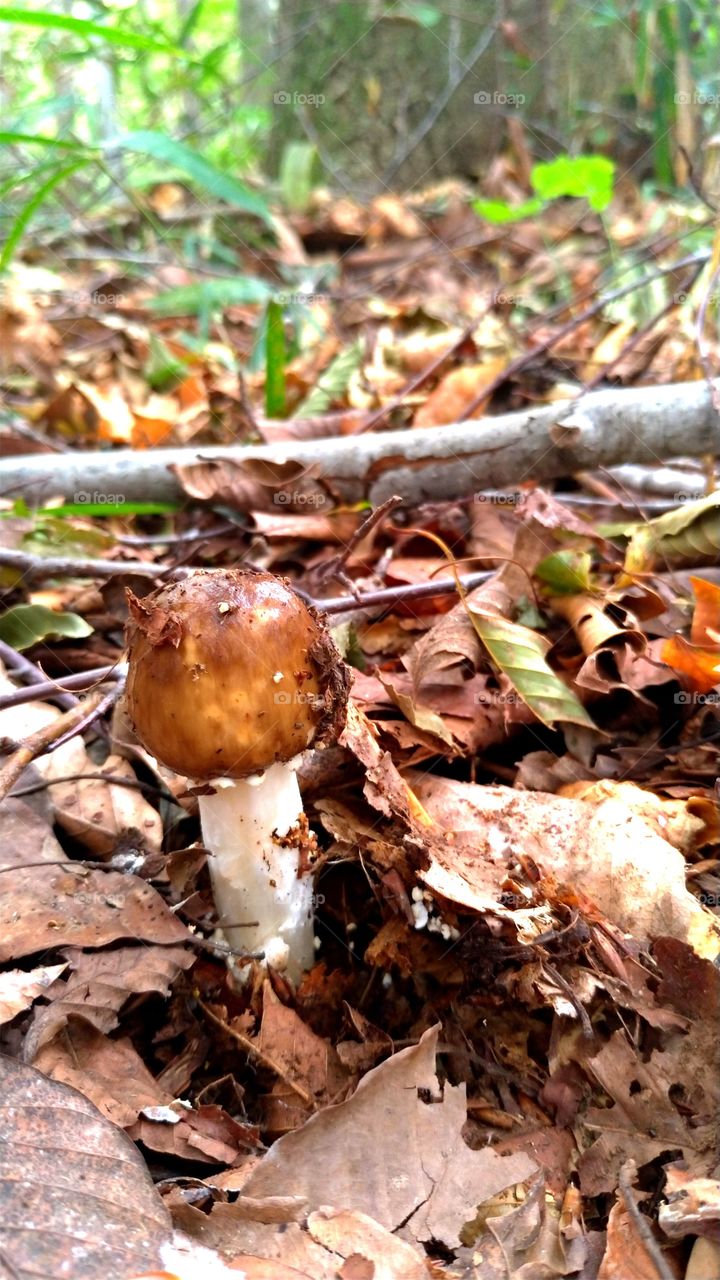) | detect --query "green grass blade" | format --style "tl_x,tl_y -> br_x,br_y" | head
265,299 -> 287,416
0,158 -> 90,272
0,7 -> 181,53
110,131 -> 272,222
0,131 -> 93,153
